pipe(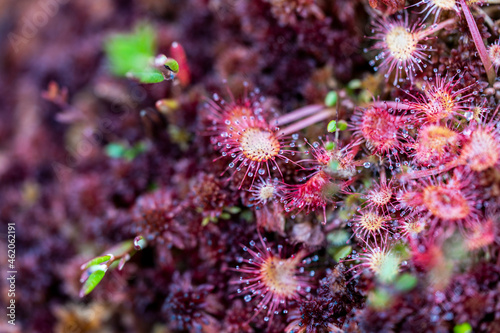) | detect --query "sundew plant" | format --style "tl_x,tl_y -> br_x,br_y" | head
2,0 -> 500,332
